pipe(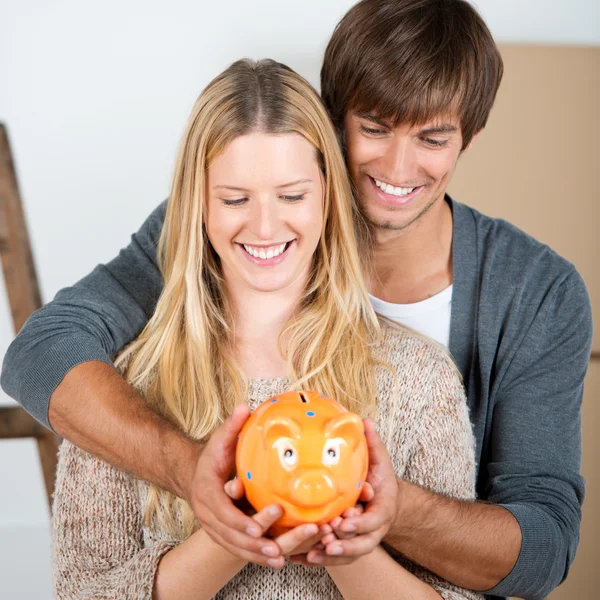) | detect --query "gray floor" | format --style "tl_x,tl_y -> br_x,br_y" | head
0,435 -> 53,600
0,524 -> 53,600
